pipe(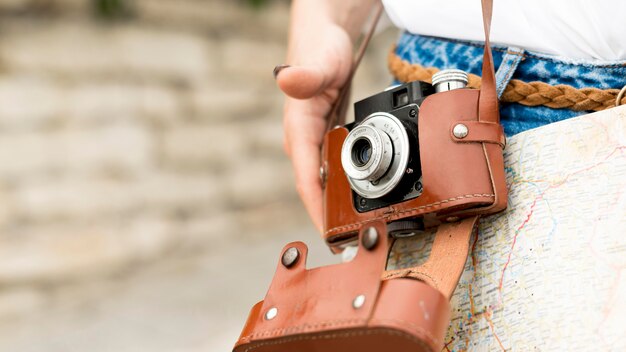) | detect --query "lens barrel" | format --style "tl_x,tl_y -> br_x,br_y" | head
341,113 -> 410,199
341,124 -> 393,182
